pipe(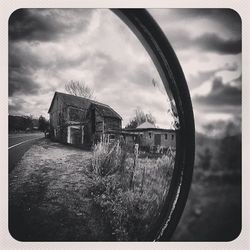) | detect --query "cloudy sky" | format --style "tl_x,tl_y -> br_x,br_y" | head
9,9 -> 241,134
